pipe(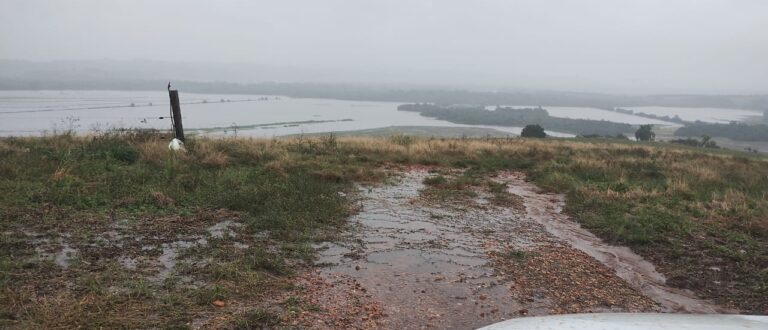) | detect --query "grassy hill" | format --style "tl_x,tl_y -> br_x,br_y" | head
0,132 -> 766,327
